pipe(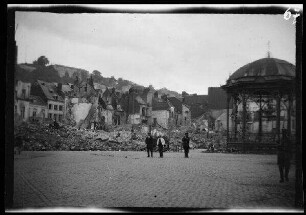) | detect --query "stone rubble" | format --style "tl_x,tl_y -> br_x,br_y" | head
14,121 -> 228,152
